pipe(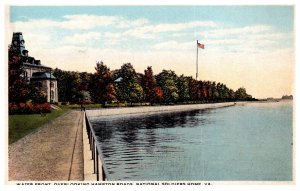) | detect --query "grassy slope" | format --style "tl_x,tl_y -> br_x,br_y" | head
9,107 -> 70,144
